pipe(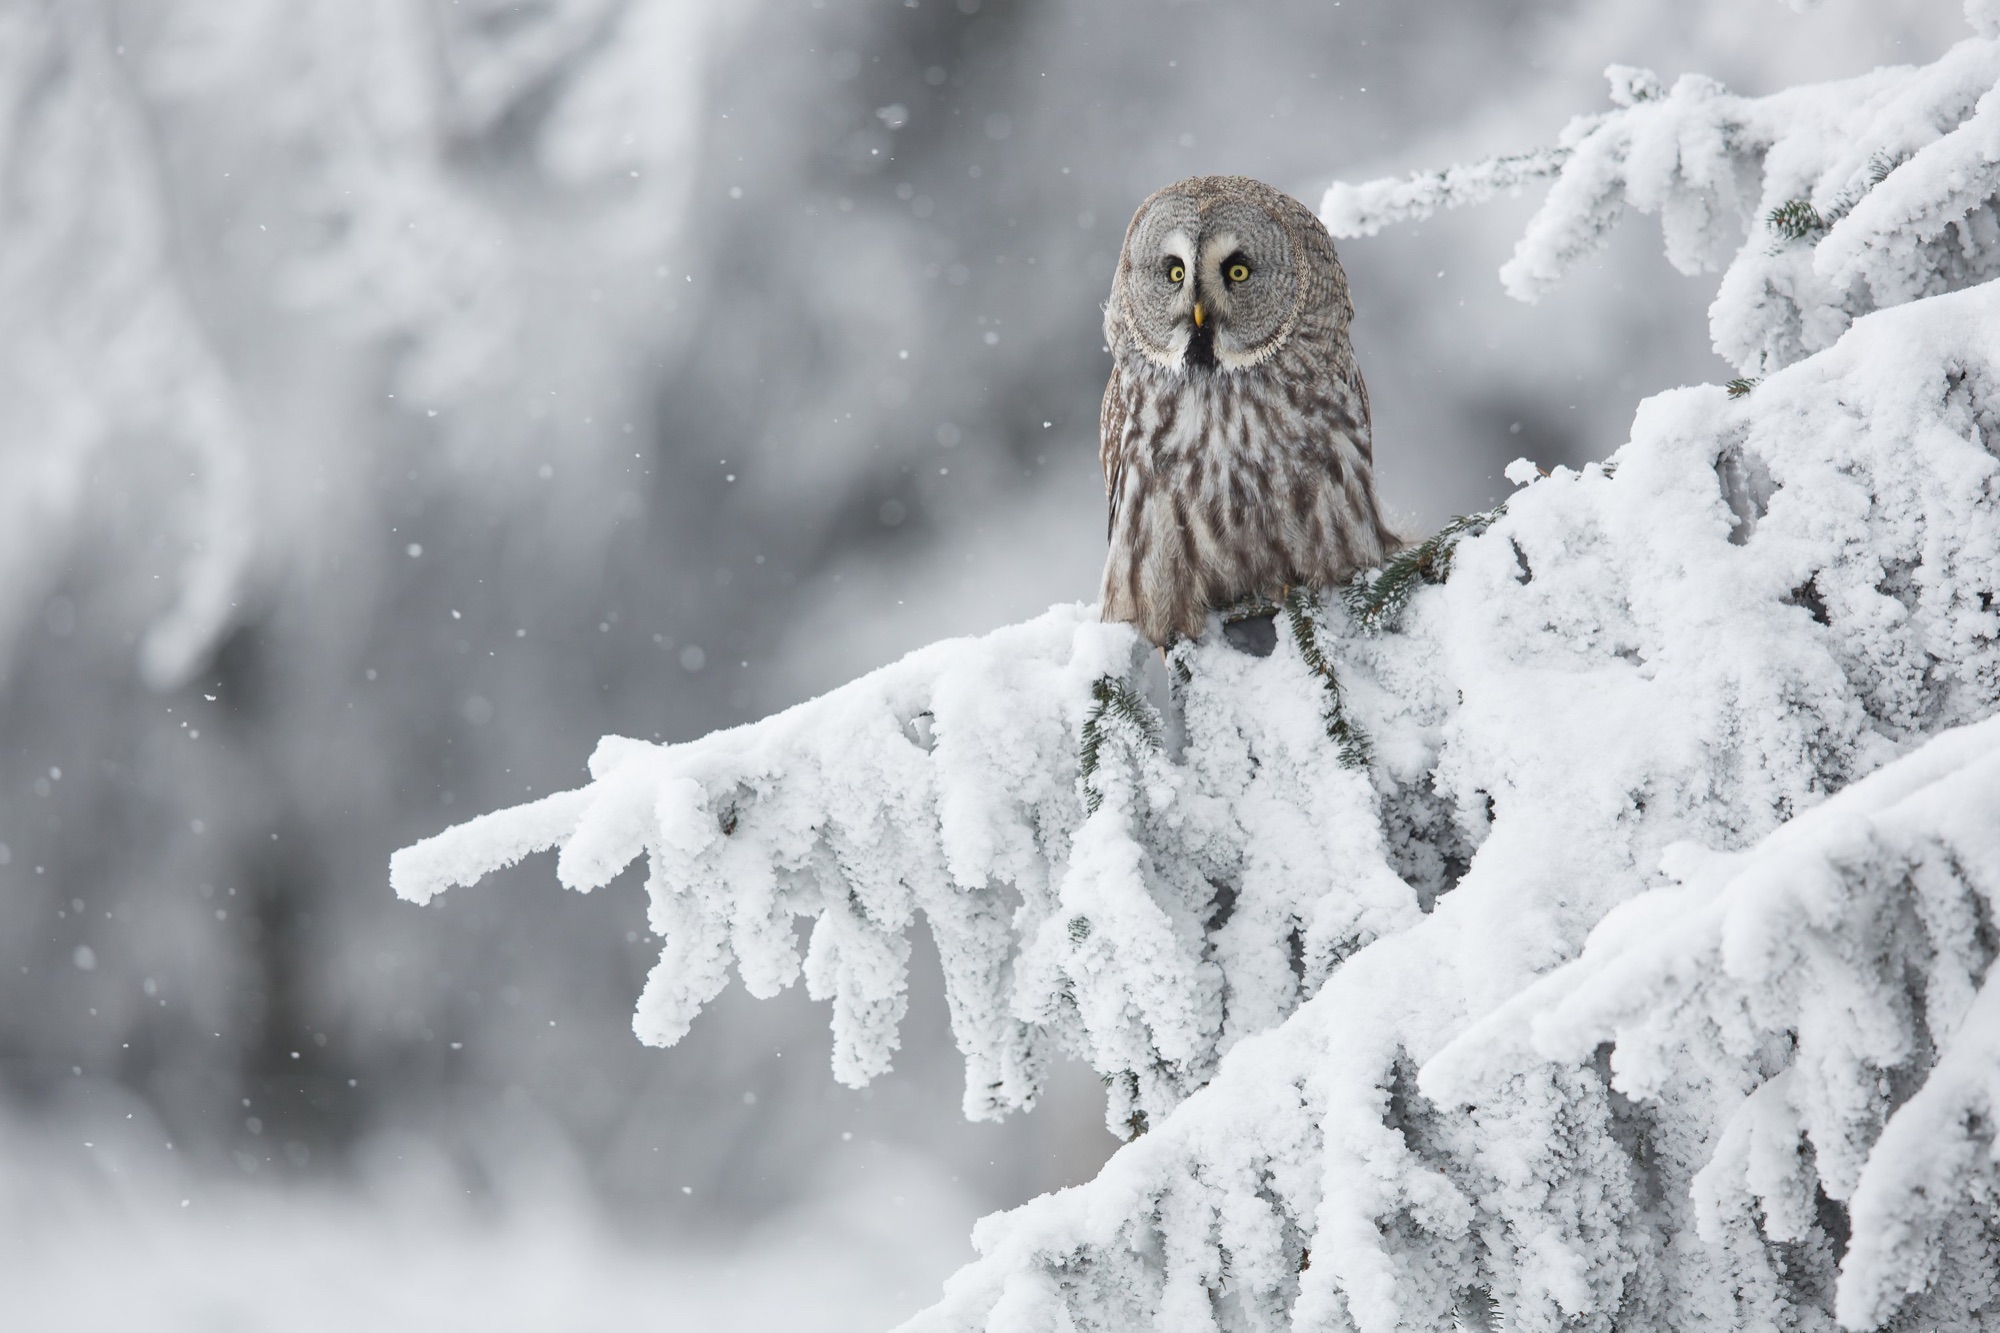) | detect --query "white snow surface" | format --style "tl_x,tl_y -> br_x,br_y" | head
398,24 -> 2000,1333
